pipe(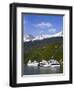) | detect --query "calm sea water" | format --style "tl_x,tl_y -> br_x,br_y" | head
23,65 -> 63,75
